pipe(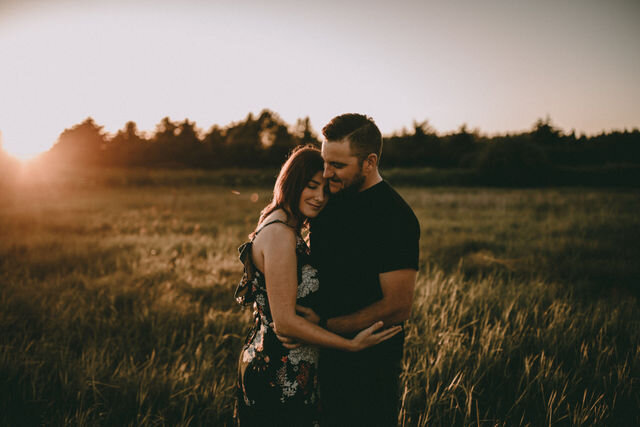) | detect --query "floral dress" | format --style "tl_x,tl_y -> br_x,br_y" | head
234,220 -> 321,427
